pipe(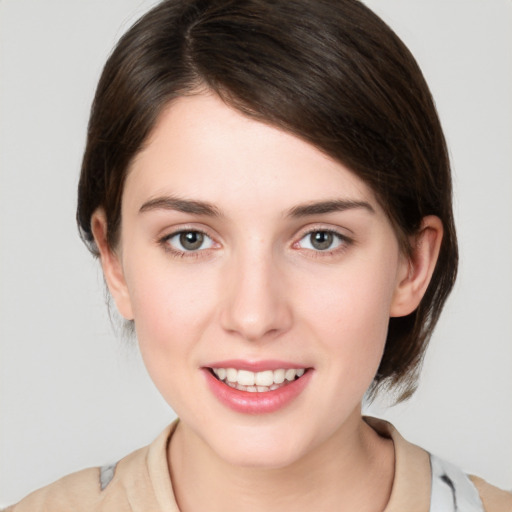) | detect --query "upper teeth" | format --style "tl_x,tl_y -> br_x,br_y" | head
212,368 -> 305,387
